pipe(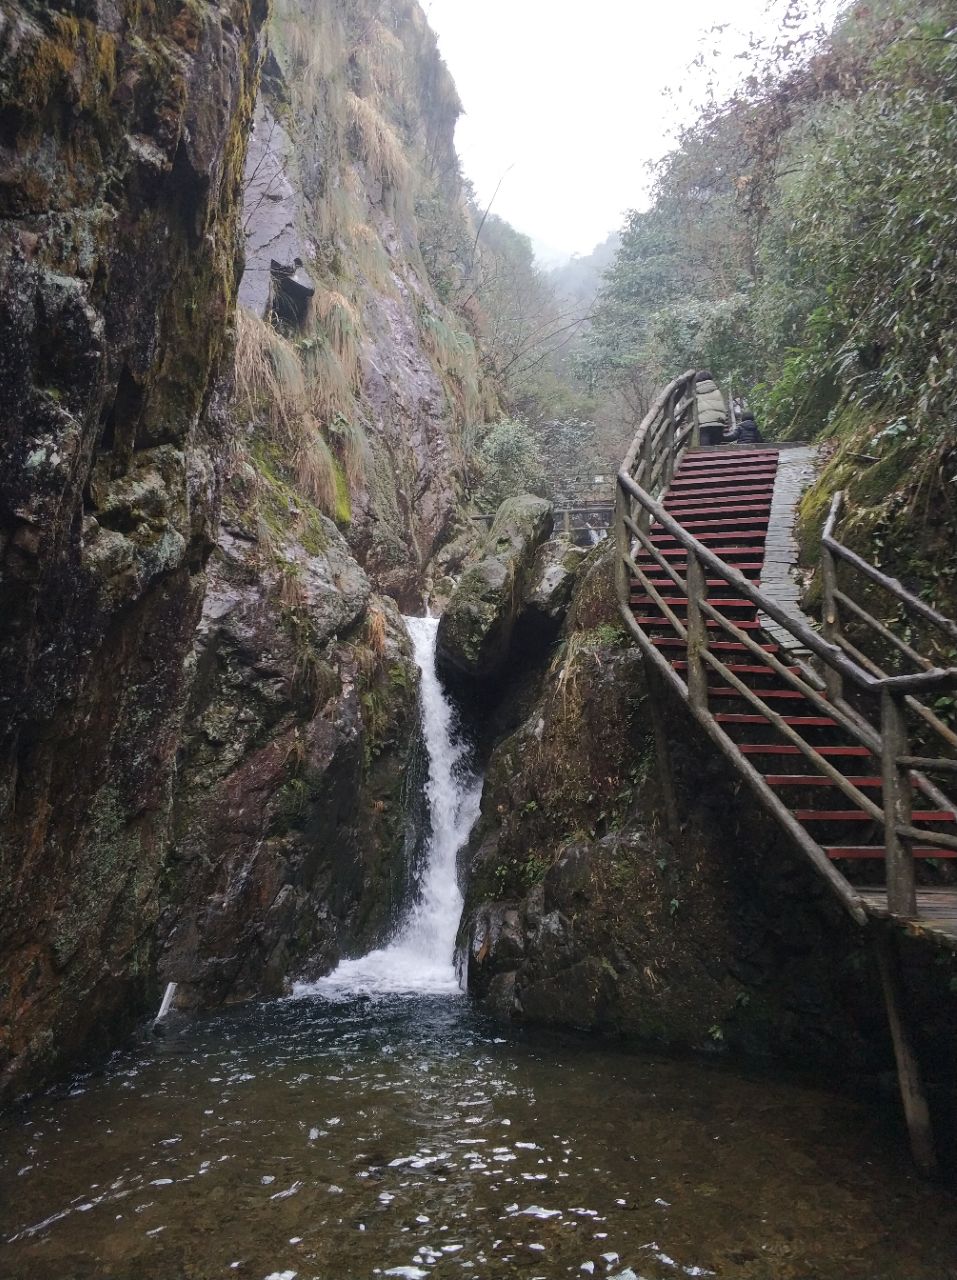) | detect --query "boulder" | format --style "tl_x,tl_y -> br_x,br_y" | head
157,523 -> 423,1010
522,538 -> 588,627
436,494 -> 553,681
